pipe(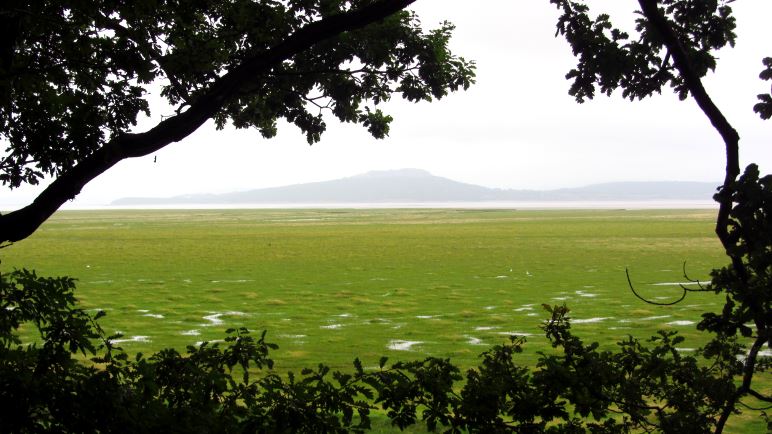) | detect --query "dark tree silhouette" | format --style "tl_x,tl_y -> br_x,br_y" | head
0,0 -> 474,243
548,2 -> 770,430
